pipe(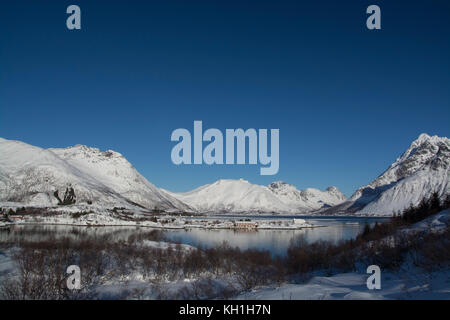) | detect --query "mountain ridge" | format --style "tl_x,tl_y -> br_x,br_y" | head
322,133 -> 450,216
0,137 -> 193,213
1,133 -> 448,216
